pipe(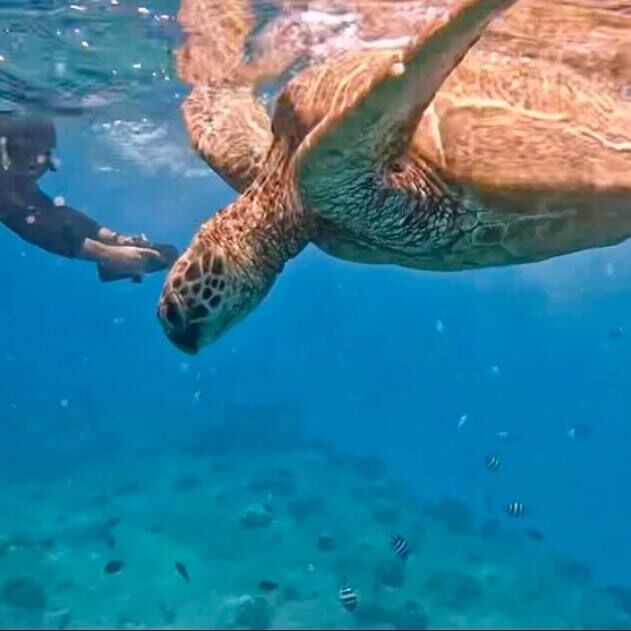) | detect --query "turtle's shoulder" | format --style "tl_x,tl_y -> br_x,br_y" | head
410,47 -> 631,196
271,48 -> 400,152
